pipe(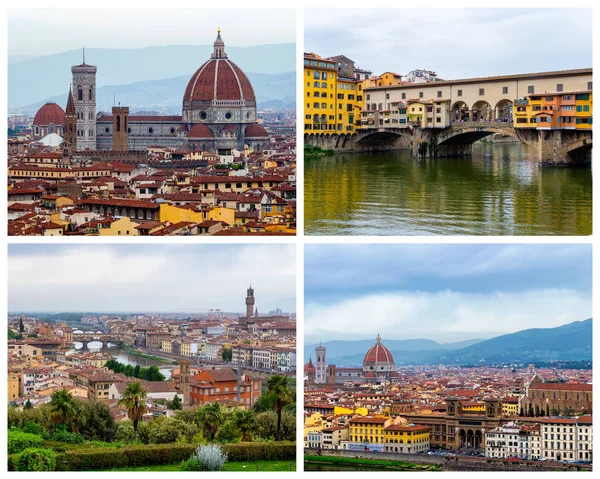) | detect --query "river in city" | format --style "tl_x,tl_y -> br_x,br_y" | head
305,143 -> 592,236
73,341 -> 174,379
